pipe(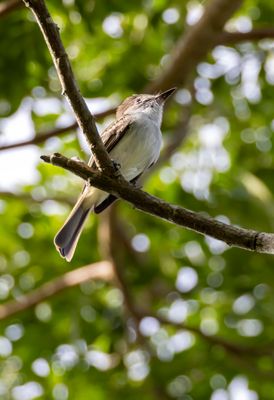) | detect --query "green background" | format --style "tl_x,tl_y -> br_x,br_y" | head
1,0 -> 274,399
